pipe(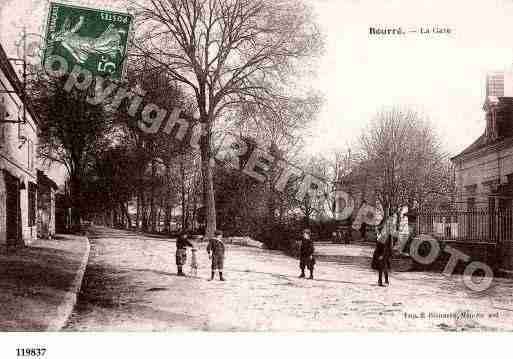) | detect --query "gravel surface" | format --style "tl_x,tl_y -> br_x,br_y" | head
65,227 -> 513,331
